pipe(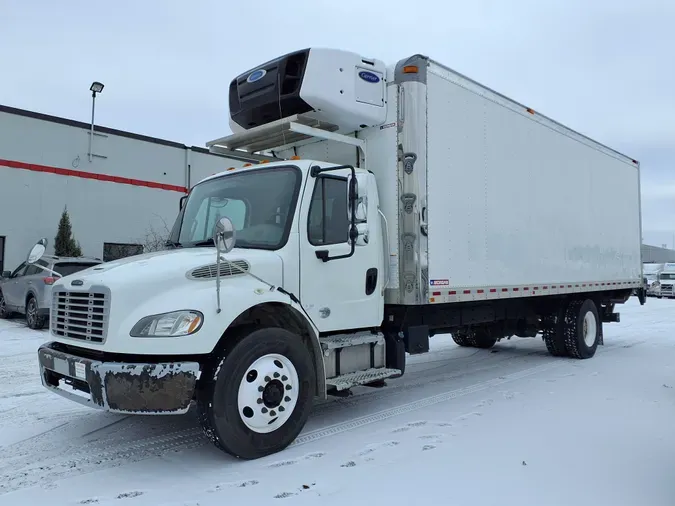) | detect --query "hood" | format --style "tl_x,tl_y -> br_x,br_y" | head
53,247 -> 284,291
